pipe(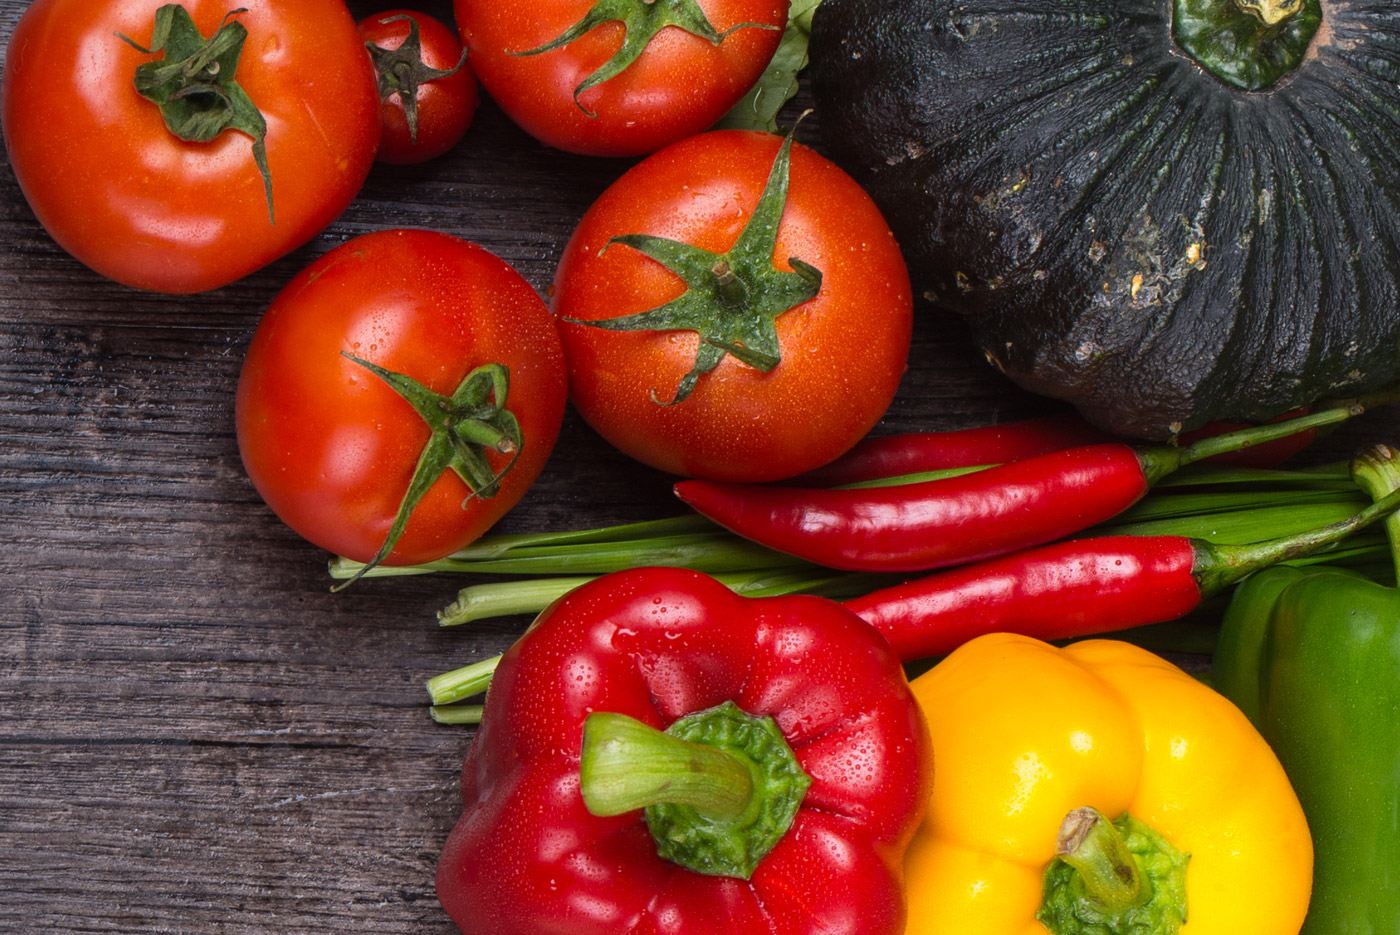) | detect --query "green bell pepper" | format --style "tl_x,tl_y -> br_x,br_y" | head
1214,446 -> 1400,935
